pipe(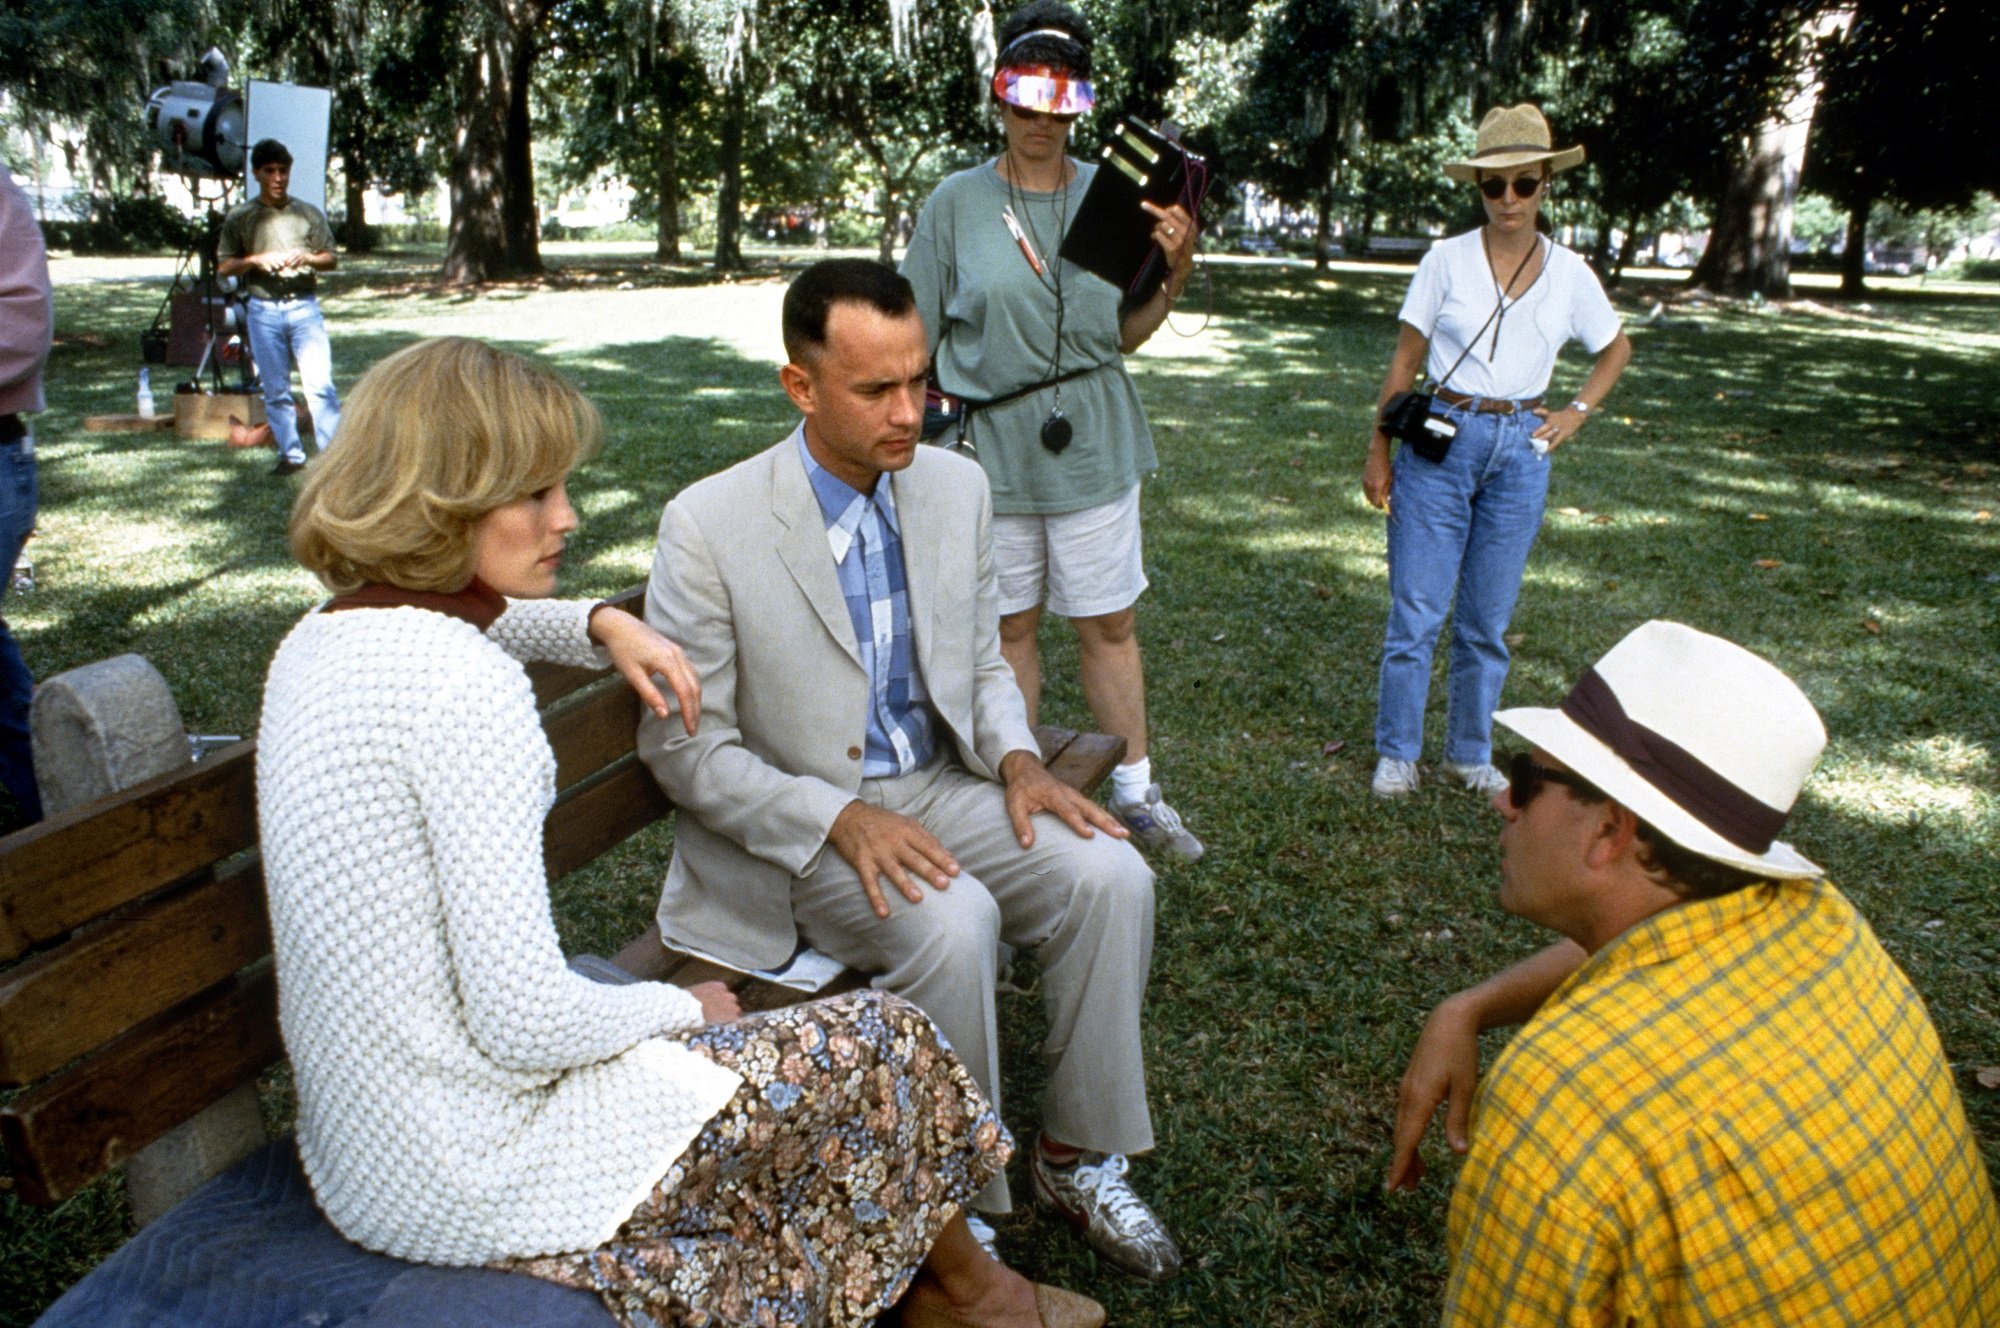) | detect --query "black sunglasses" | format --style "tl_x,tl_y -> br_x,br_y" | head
1506,753 -> 1597,809
1006,103 -> 1080,125
1478,174 -> 1544,201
